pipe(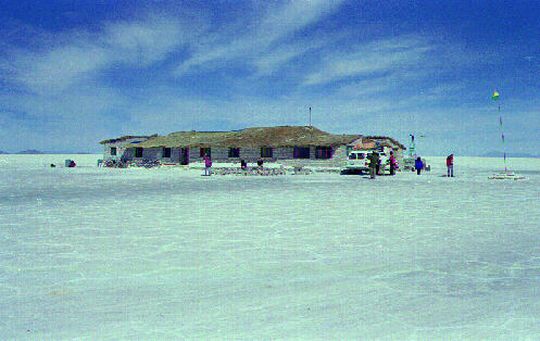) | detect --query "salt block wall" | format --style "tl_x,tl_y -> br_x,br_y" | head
188,147 -> 297,162
117,145 -> 350,166
114,144 -> 404,168
103,138 -> 151,161
141,148 -> 161,160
